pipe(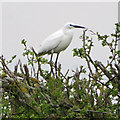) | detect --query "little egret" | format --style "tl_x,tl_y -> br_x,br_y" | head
36,23 -> 86,71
